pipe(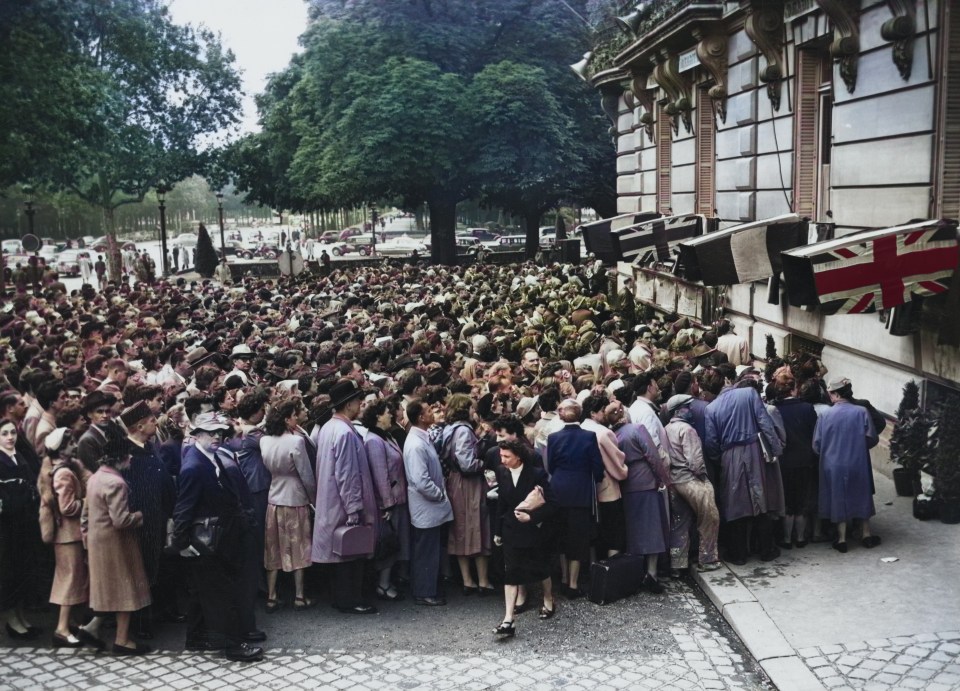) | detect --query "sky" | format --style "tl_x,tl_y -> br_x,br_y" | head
167,0 -> 309,134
